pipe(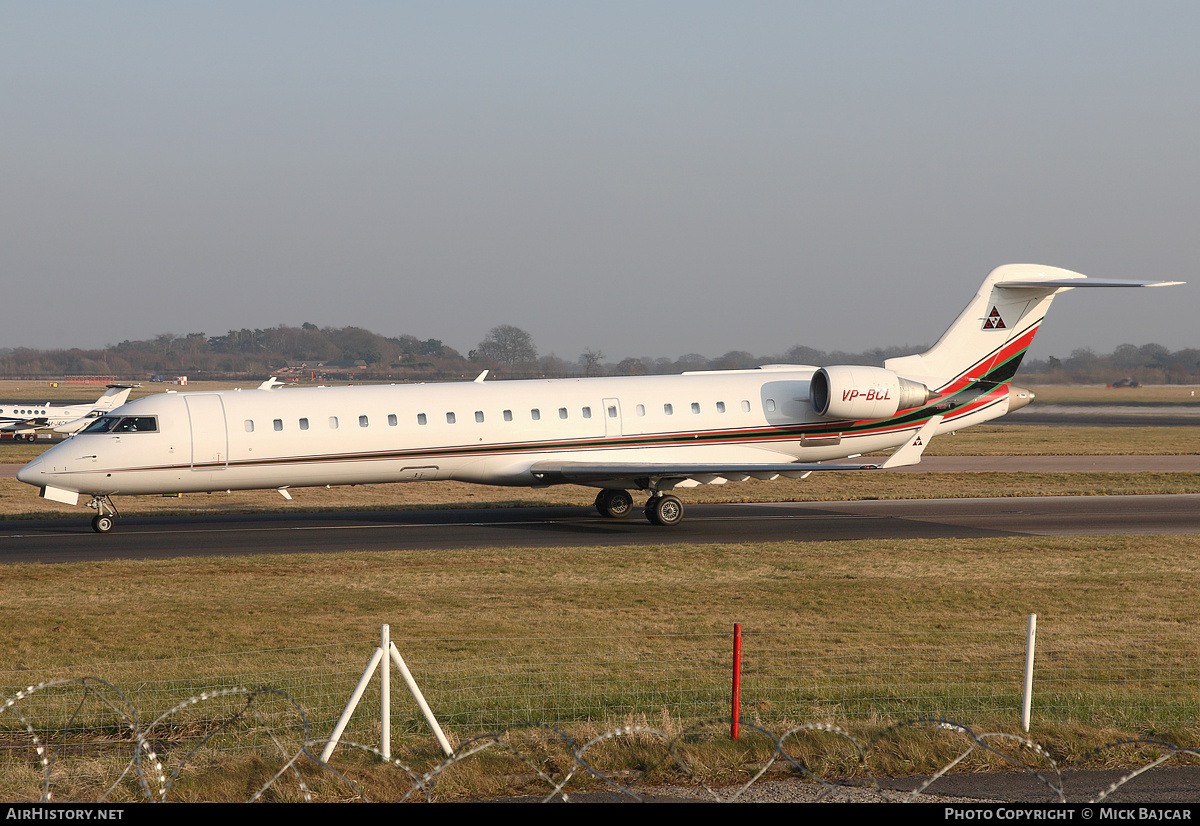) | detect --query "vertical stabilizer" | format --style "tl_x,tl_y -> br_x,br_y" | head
94,385 -> 133,411
884,264 -> 1179,392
